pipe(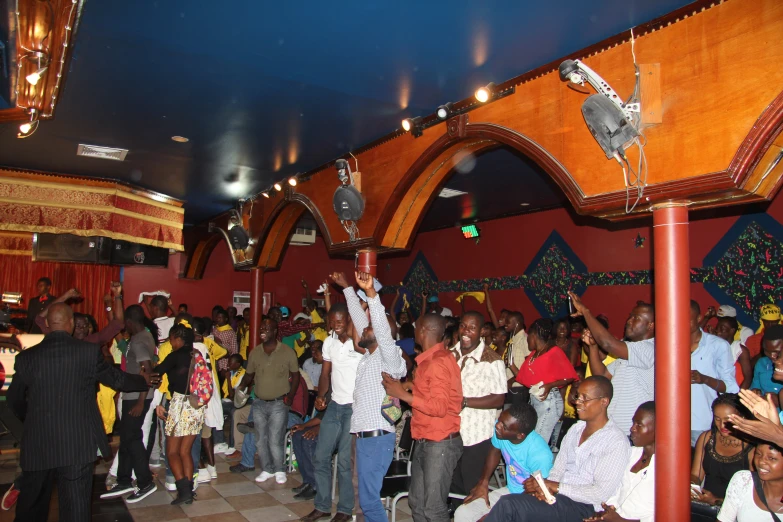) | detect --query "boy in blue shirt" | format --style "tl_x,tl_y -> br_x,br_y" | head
454,403 -> 553,522
750,327 -> 783,407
